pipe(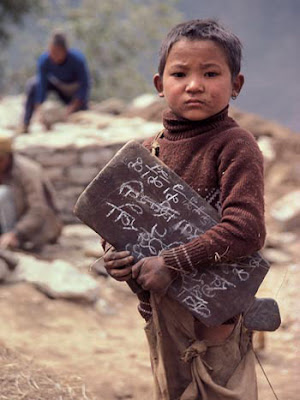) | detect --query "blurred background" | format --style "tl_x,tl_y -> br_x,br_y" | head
1,0 -> 299,131
0,1 -> 299,399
